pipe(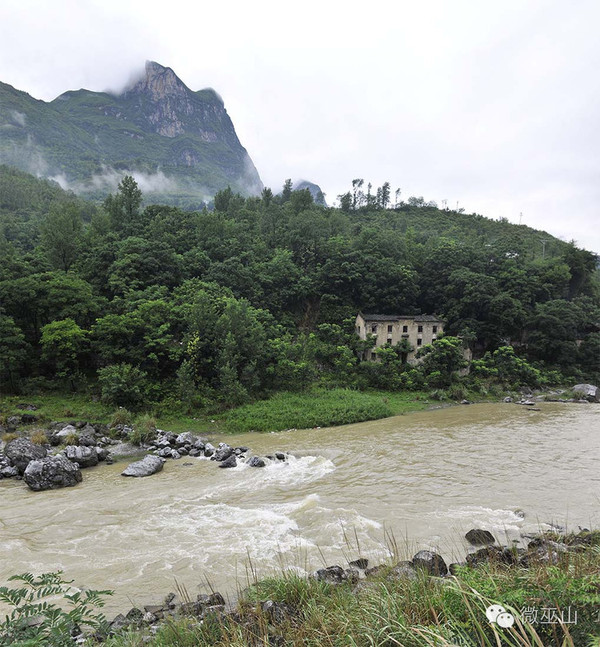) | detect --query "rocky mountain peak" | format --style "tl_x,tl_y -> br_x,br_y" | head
123,61 -> 190,101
